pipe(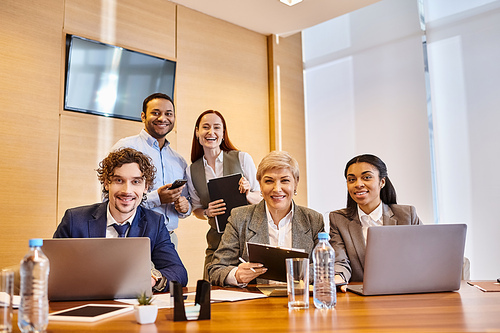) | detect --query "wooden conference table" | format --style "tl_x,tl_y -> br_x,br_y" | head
11,281 -> 500,332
